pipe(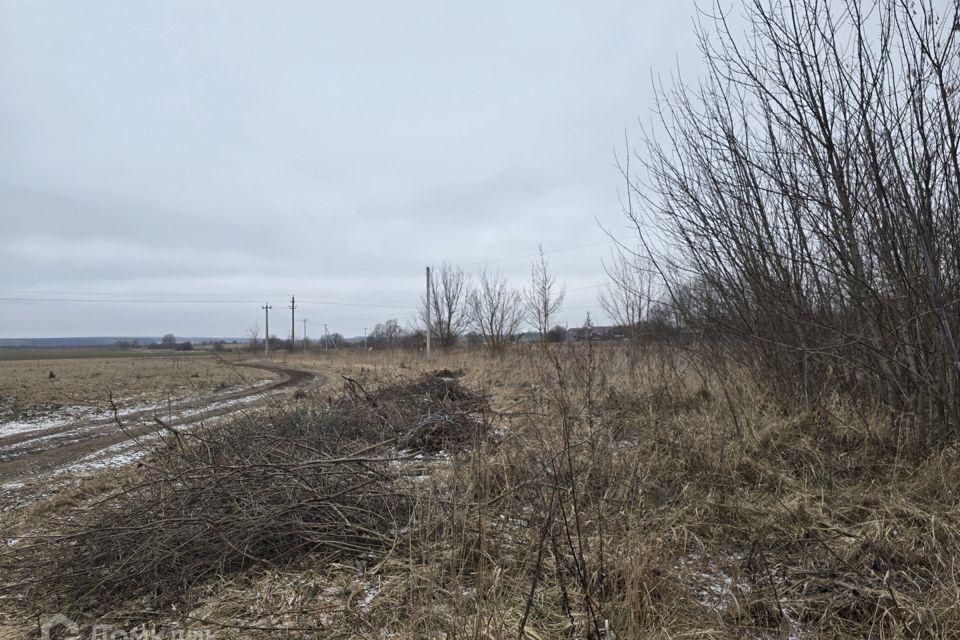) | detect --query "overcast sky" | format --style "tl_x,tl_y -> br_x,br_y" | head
1,0 -> 703,339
